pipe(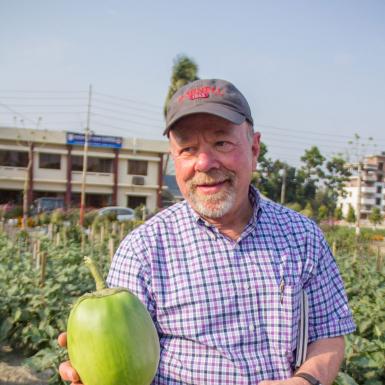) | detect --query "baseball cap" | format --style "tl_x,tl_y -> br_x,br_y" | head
164,79 -> 253,136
